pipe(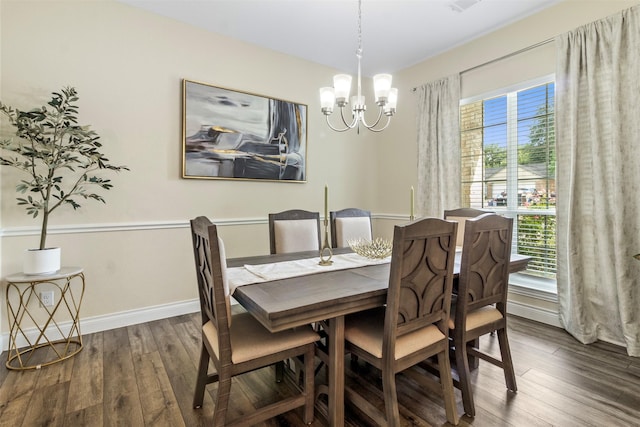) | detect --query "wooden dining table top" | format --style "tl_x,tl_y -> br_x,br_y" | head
229,248 -> 530,333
